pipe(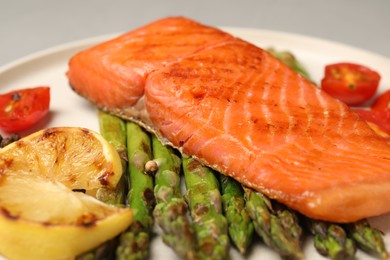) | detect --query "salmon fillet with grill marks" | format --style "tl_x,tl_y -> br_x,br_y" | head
67,16 -> 390,223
